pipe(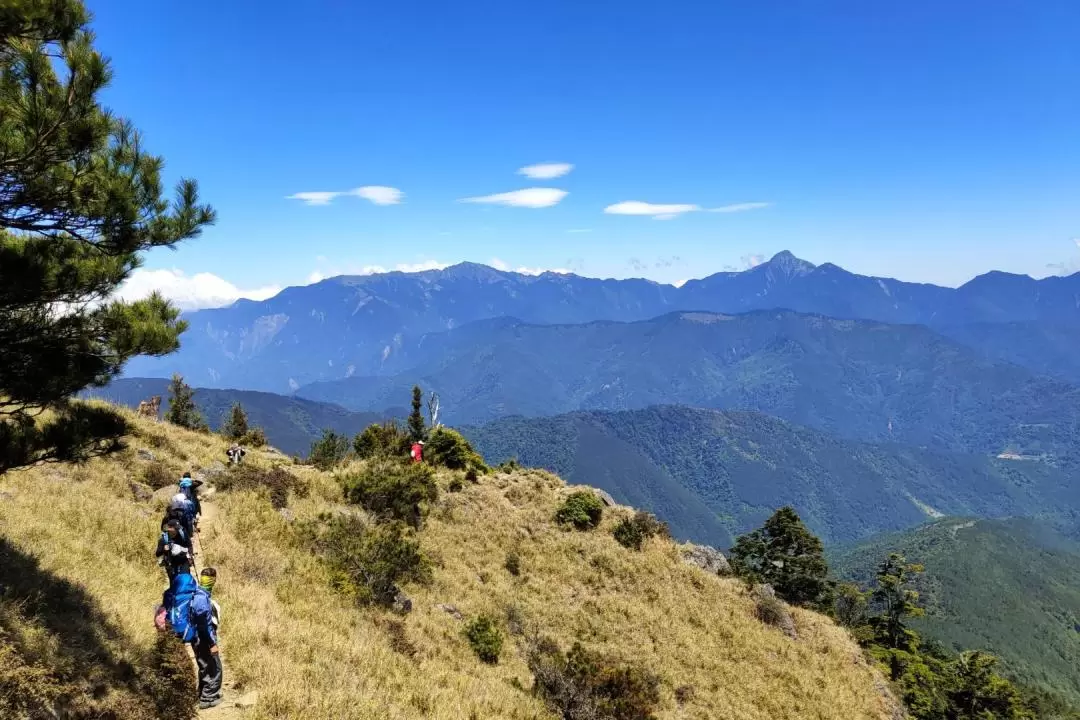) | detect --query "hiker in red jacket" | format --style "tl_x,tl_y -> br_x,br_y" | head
410,440 -> 424,463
